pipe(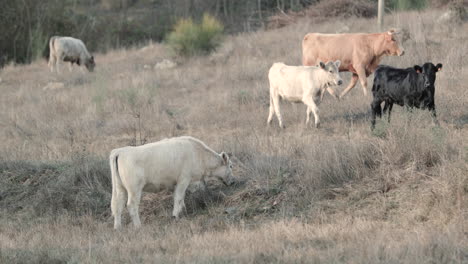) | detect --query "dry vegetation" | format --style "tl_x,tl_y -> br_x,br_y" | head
0,9 -> 467,263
